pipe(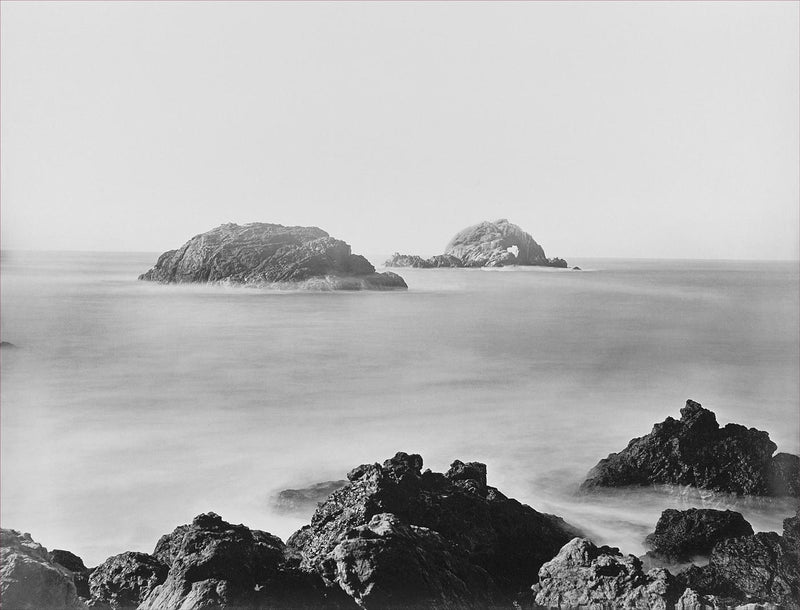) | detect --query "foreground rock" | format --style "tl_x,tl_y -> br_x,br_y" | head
88,552 -> 167,609
139,512 -> 349,609
385,219 -> 567,268
644,508 -> 754,562
320,512 -> 498,608
532,537 -> 680,609
139,222 -> 407,290
676,508 -> 800,609
581,399 -> 800,496
287,452 -> 580,598
273,480 -> 348,516
0,529 -> 83,609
